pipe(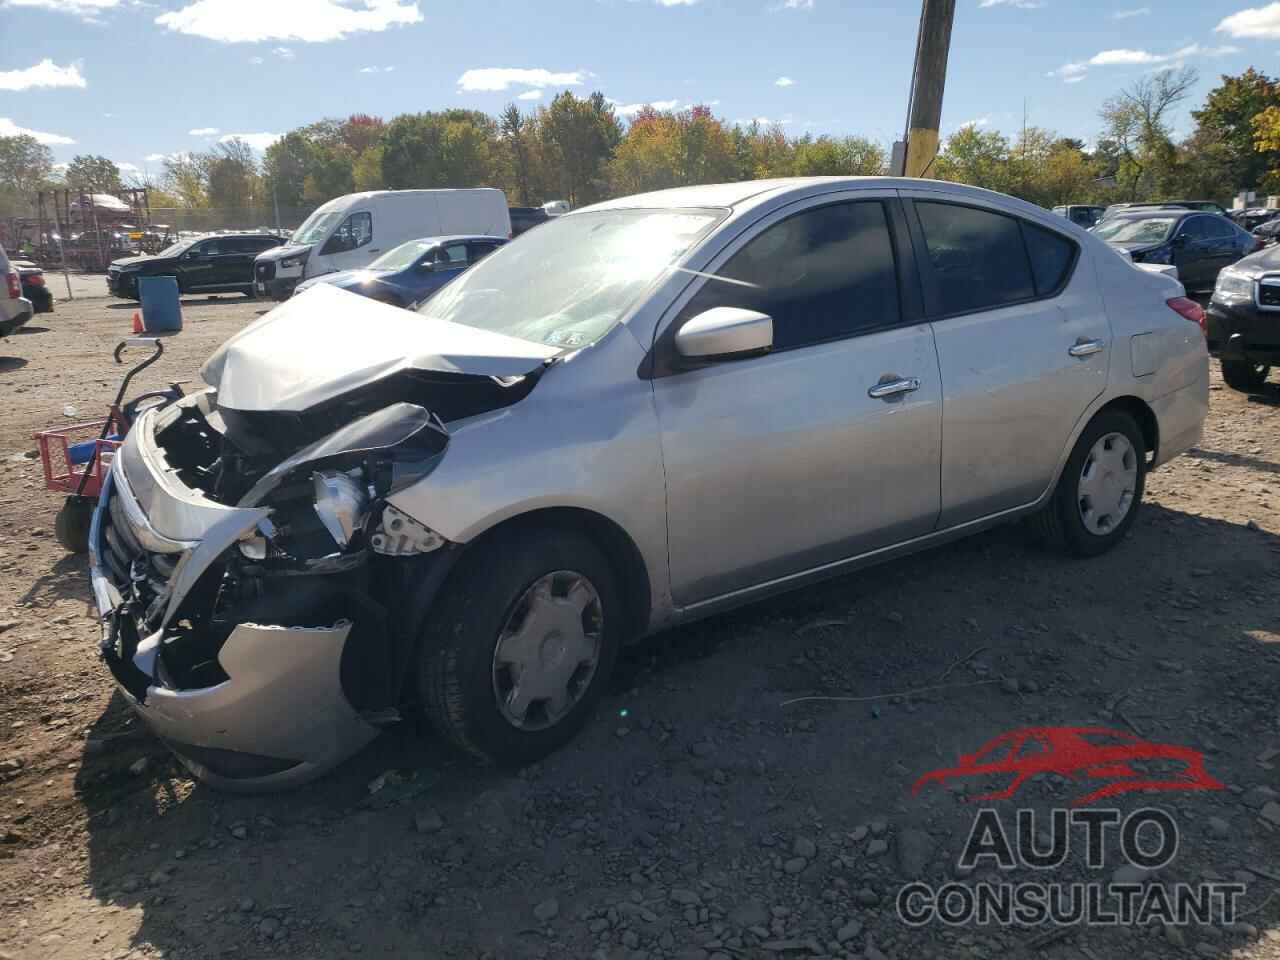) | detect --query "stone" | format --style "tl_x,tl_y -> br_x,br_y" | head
866,838 -> 889,857
258,917 -> 280,937
533,897 -> 559,922
1259,801 -> 1280,828
1000,677 -> 1020,694
1112,864 -> 1154,886
870,820 -> 888,836
855,887 -> 878,906
1242,786 -> 1278,810
671,888 -> 701,906
413,809 -> 444,834
128,757 -> 149,776
729,901 -> 768,928
1164,924 -> 1185,948
896,827 -> 933,878
1206,816 -> 1230,839
783,857 -> 807,874
792,836 -> 816,859
836,919 -> 863,943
